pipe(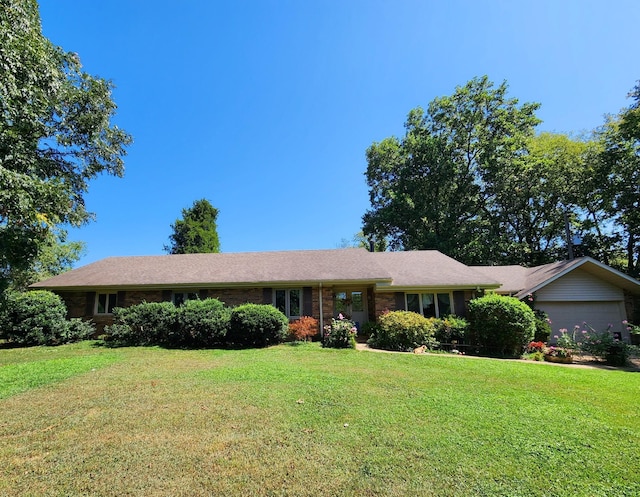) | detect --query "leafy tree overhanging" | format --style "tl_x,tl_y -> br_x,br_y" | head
363,76 -> 640,275
0,0 -> 132,290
